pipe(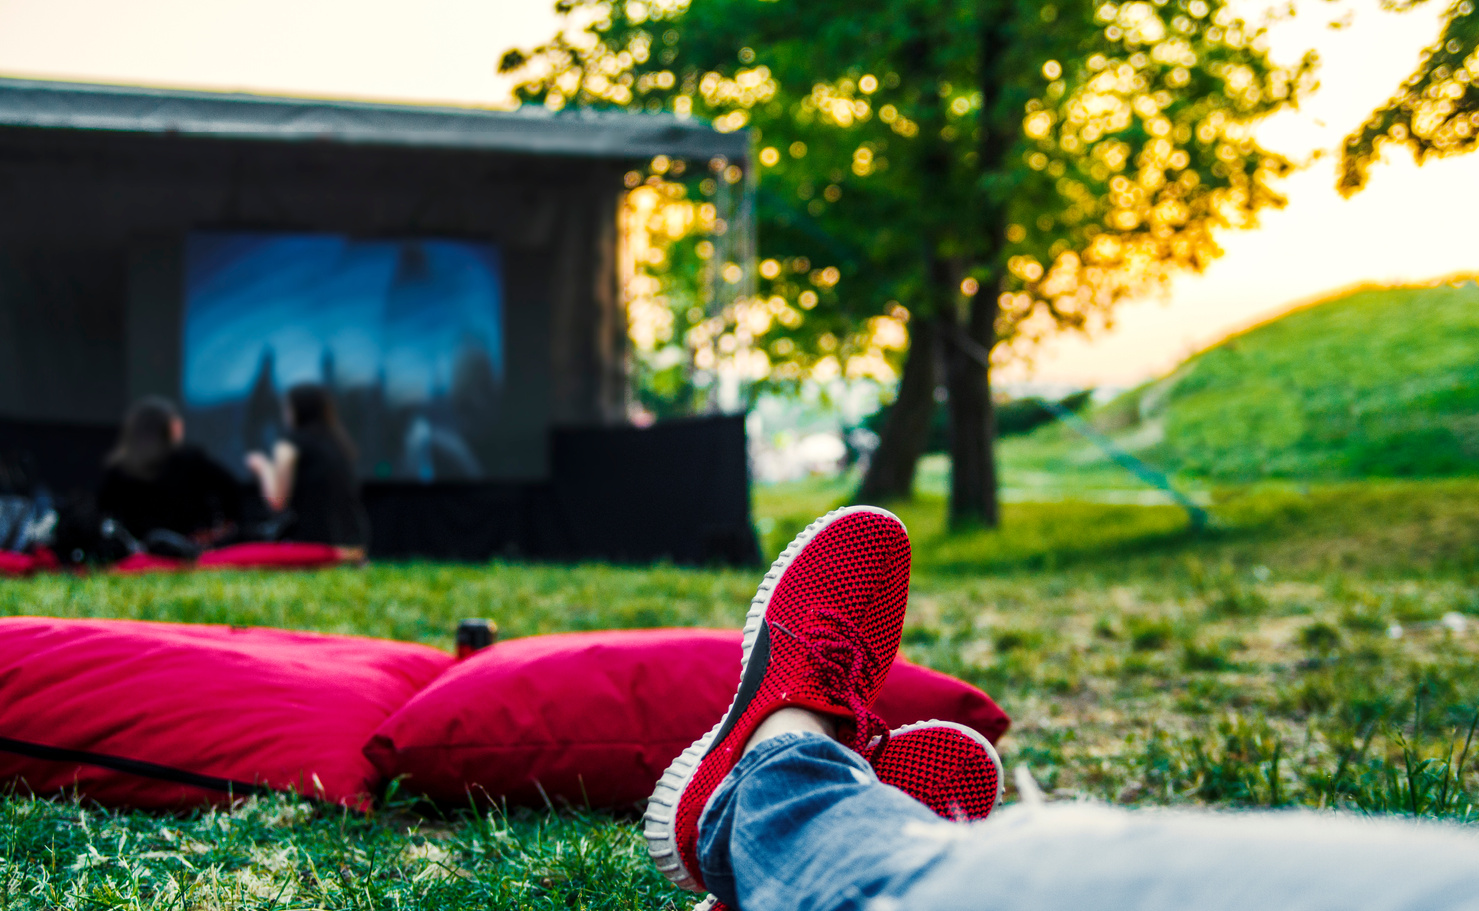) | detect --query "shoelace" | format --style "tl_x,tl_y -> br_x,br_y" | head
789,606 -> 891,760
